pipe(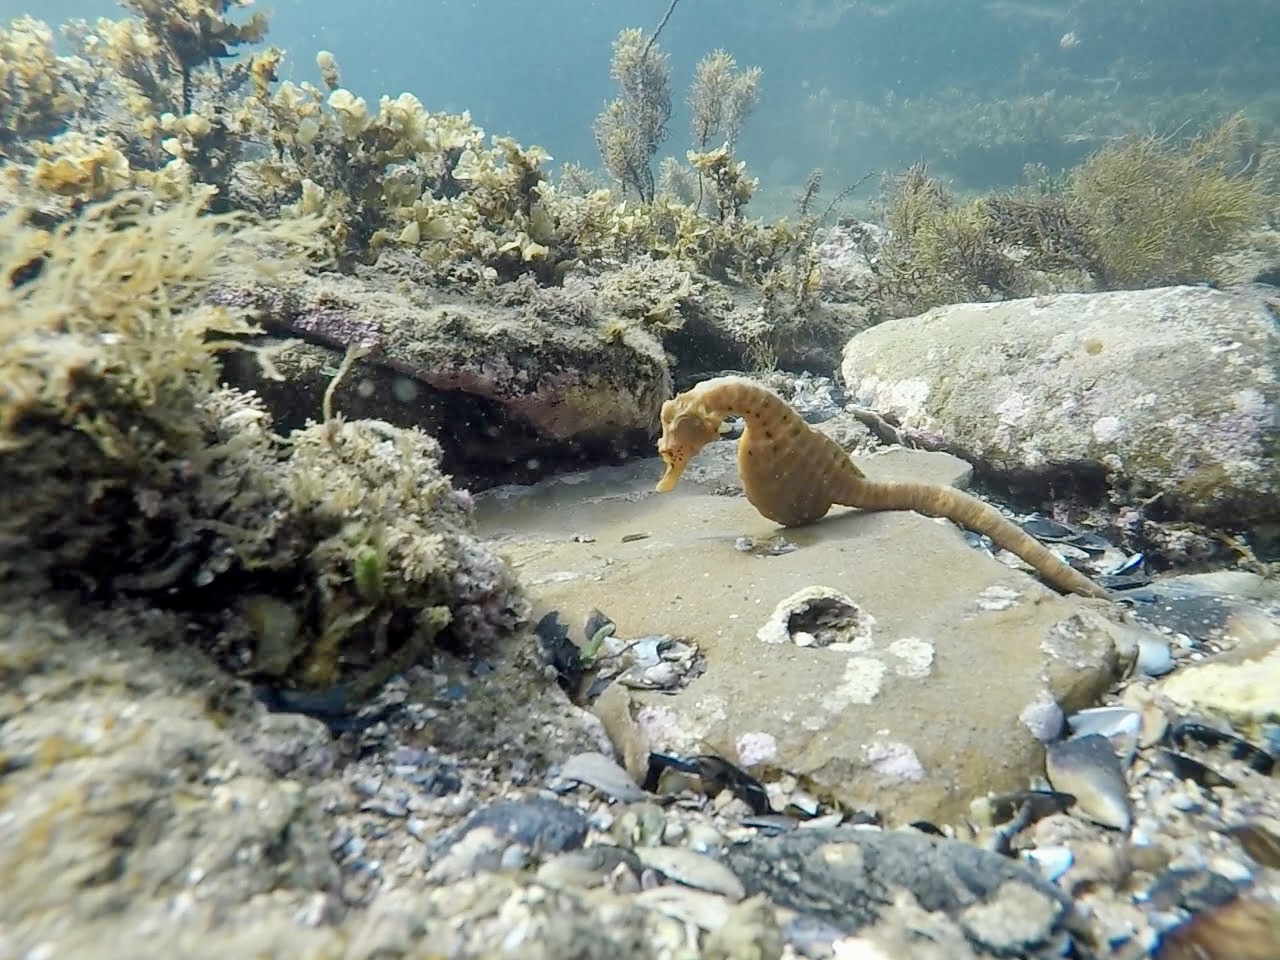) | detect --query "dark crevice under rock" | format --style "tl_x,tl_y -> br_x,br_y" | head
221,346 -> 654,492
